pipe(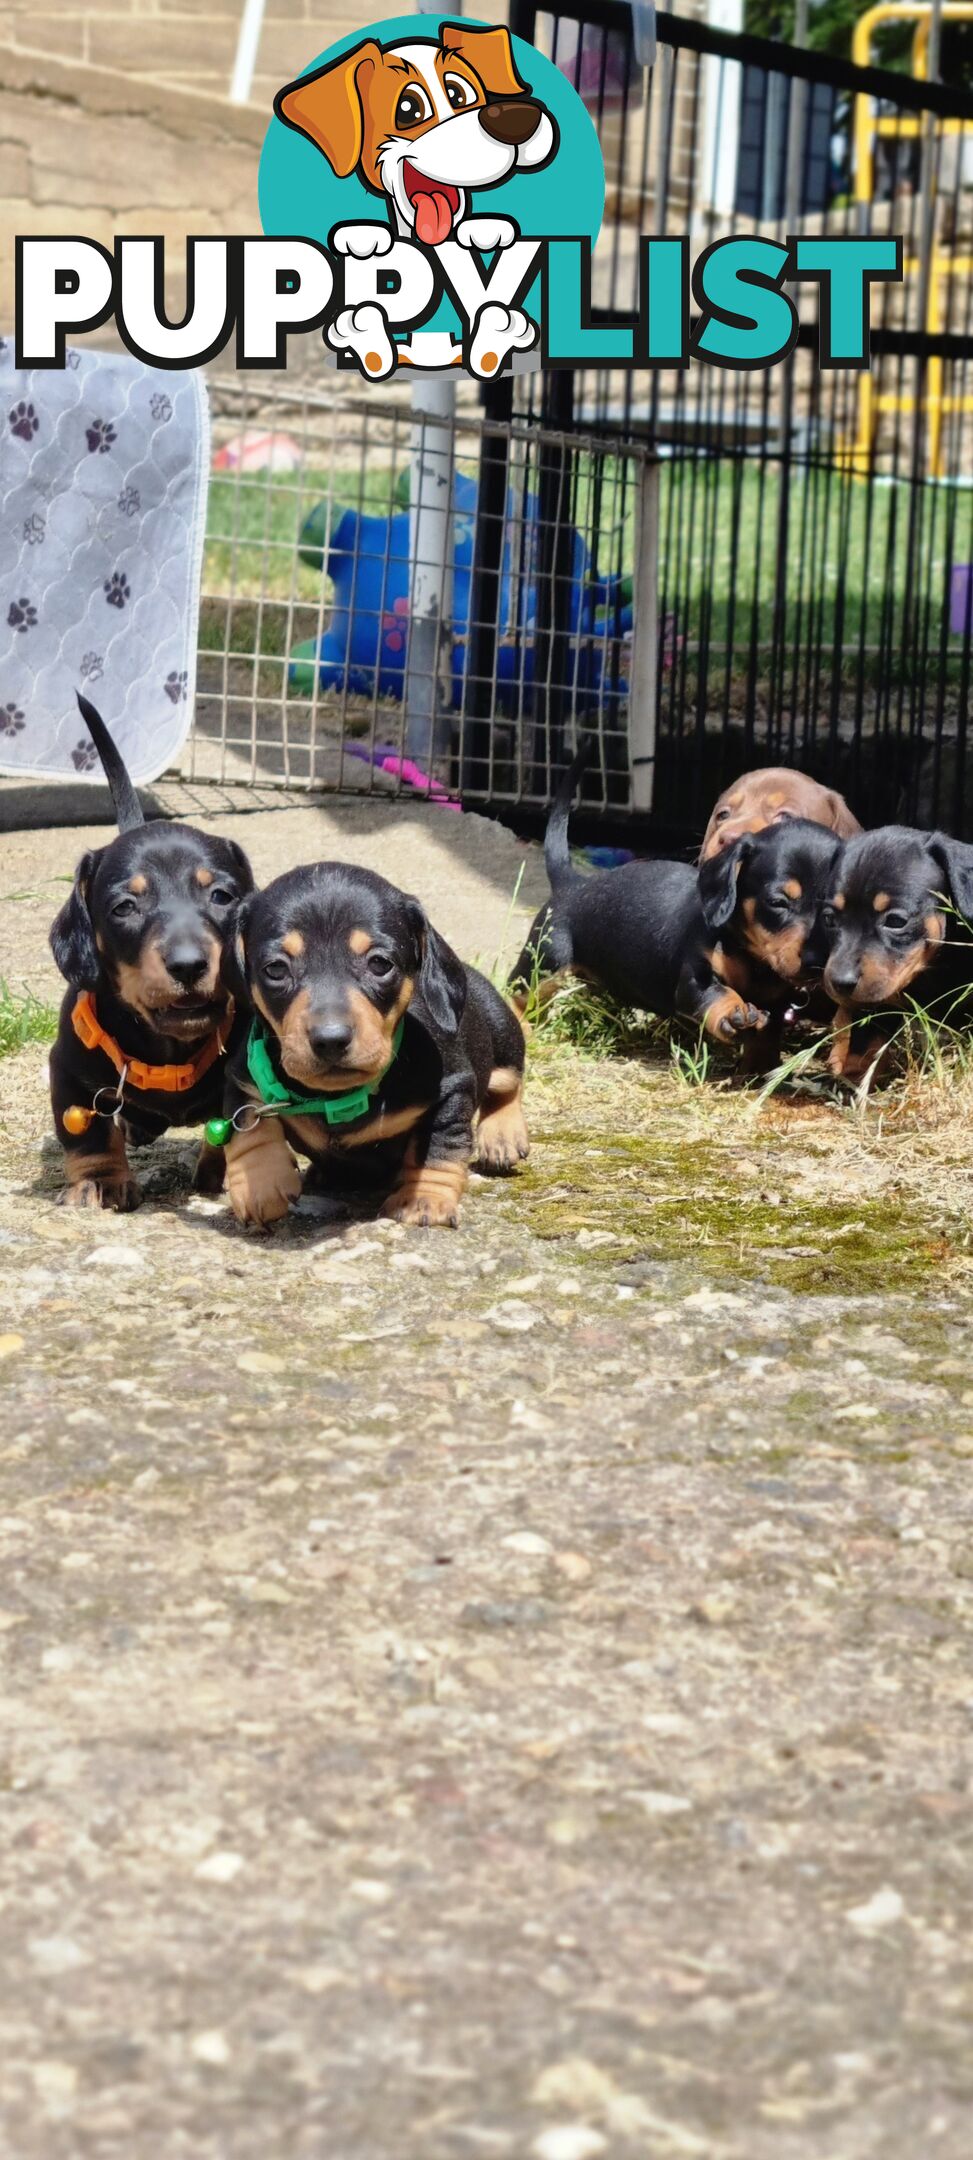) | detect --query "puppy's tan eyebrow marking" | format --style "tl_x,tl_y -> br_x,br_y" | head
832,893 -> 845,910
783,878 -> 802,899
873,891 -> 890,912
348,928 -> 371,955
194,867 -> 214,888
281,930 -> 304,957
128,874 -> 147,894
